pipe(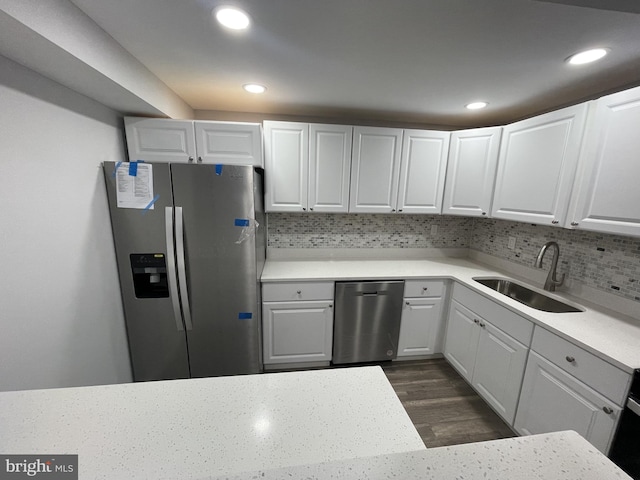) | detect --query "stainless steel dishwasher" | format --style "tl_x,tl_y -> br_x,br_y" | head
333,280 -> 405,364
